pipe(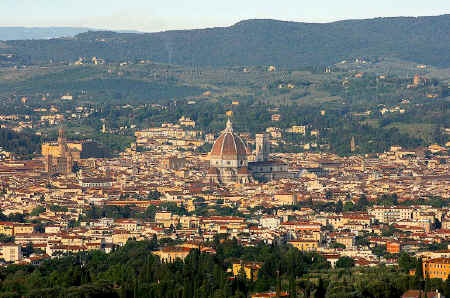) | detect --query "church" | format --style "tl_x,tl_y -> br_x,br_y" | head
207,119 -> 293,184
43,128 -> 75,175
